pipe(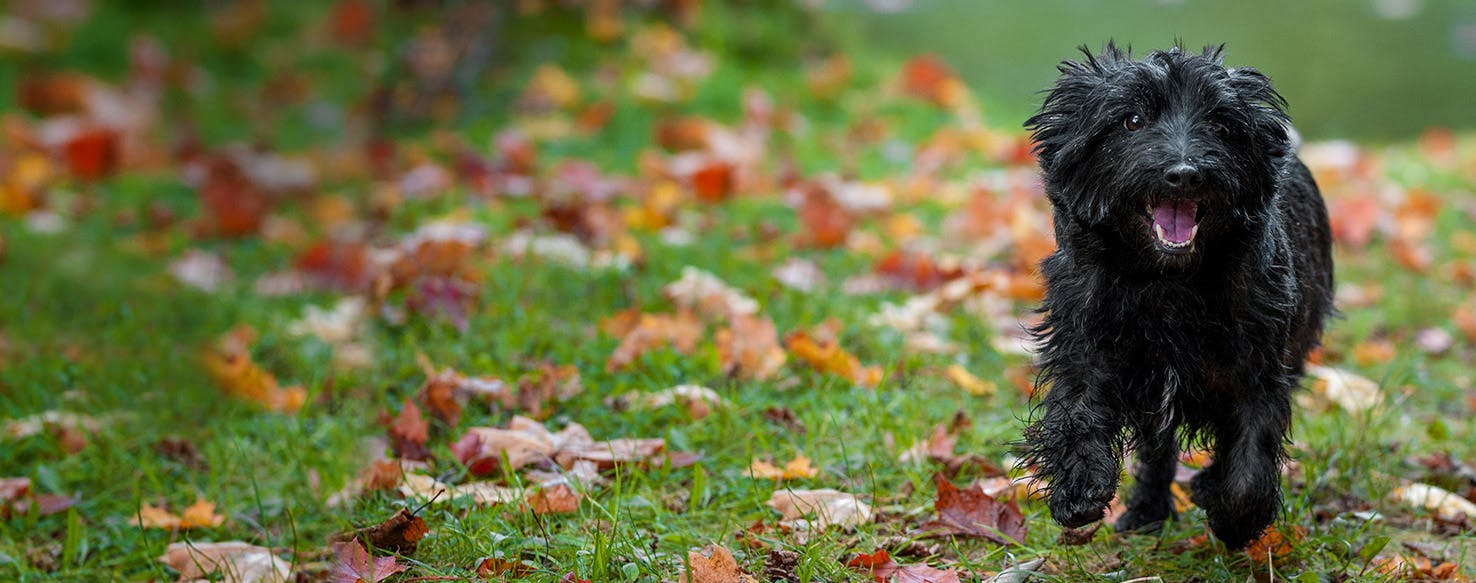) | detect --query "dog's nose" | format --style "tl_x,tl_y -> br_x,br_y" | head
1164,164 -> 1202,189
